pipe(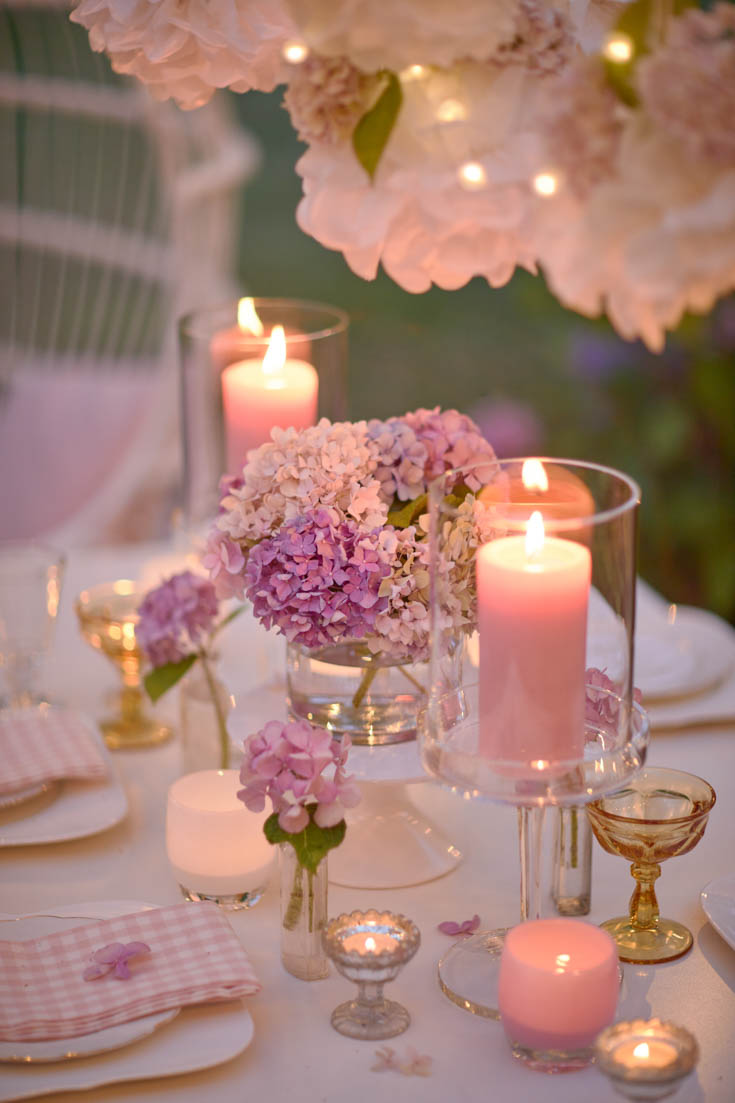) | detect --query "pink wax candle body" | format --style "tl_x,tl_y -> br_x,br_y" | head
499,919 -> 619,1054
477,517 -> 591,764
211,325 -> 312,372
220,324 -> 318,473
